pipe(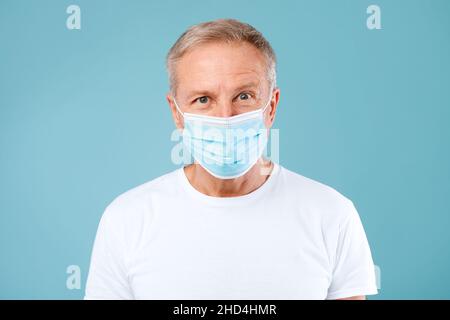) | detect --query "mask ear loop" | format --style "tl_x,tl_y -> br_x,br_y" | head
261,85 -> 274,115
259,85 -> 275,142
172,98 -> 185,118
172,98 -> 187,133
